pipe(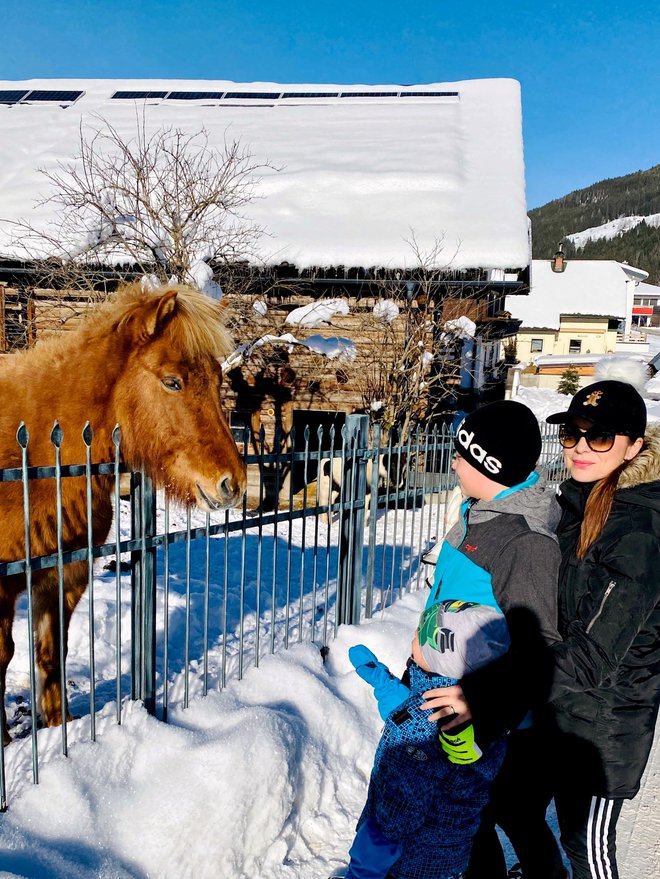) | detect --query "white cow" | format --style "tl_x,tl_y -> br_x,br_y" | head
316,454 -> 393,526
